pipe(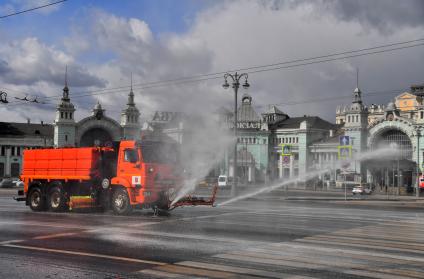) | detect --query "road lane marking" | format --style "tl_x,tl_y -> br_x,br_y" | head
304,235 -> 424,250
273,242 -> 424,263
176,260 -> 299,279
296,238 -> 424,254
138,269 -> 187,278
33,232 -> 78,240
2,244 -> 167,266
0,239 -> 23,245
224,249 -> 424,279
154,264 -> 257,279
